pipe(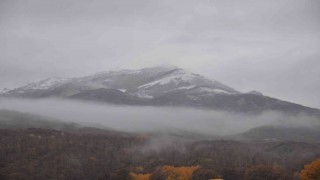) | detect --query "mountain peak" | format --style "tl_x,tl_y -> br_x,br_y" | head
92,65 -> 178,77
152,64 -> 178,70
139,65 -> 178,73
1,66 -> 238,98
247,90 -> 263,96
